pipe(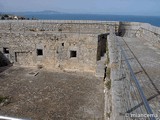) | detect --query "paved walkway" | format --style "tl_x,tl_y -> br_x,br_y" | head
123,37 -> 160,116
